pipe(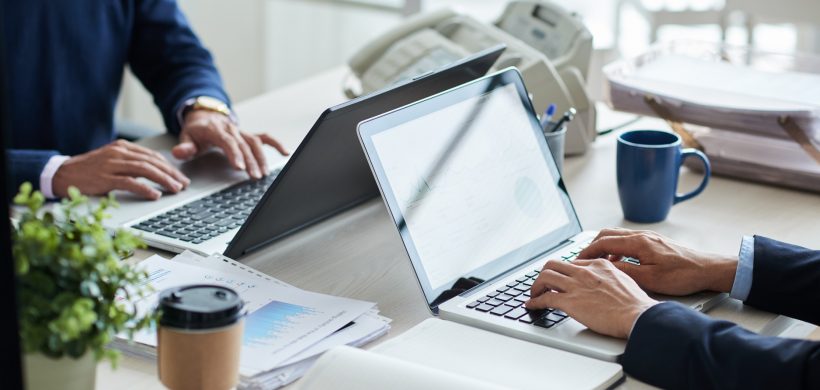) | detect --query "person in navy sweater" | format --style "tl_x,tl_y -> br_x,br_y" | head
5,0 -> 287,200
527,228 -> 819,389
